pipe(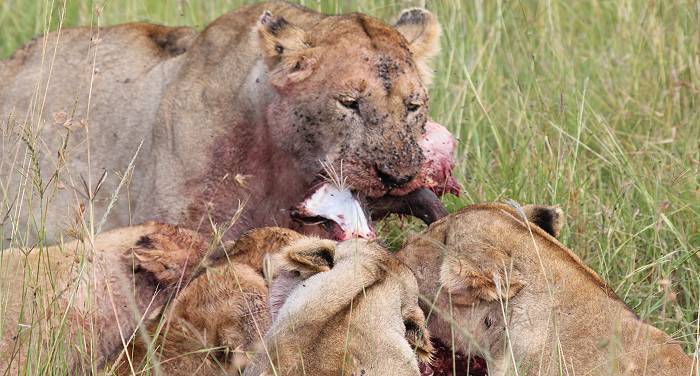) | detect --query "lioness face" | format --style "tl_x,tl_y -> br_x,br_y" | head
260,11 -> 439,198
282,37 -> 428,198
397,204 -> 565,367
